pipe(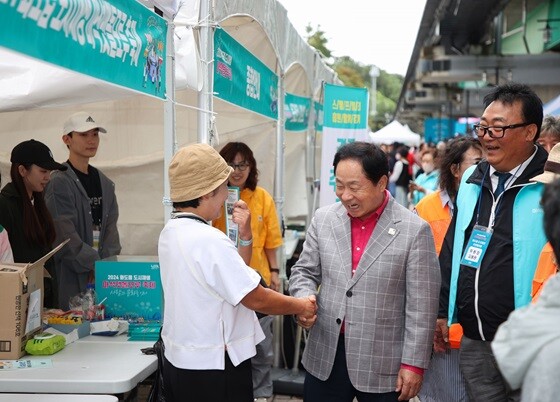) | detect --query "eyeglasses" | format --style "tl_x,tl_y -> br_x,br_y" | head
472,123 -> 530,139
228,162 -> 249,171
